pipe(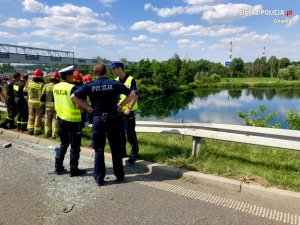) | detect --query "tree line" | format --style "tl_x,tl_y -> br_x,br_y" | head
1,54 -> 300,92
